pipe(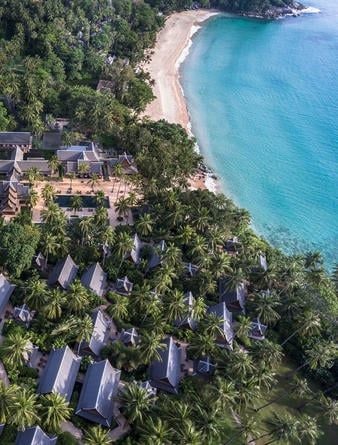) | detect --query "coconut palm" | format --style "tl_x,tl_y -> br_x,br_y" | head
0,382 -> 17,423
136,213 -> 153,236
139,417 -> 173,445
175,419 -> 204,445
202,312 -> 225,339
191,297 -> 206,321
25,276 -> 48,310
67,280 -> 90,313
27,167 -> 42,186
294,415 -> 321,445
236,315 -> 252,341
253,290 -> 281,325
74,314 -> 94,353
66,172 -> 76,192
228,349 -> 255,379
138,332 -> 166,364
162,244 -> 182,268
79,217 -> 94,245
84,425 -> 112,445
165,289 -> 186,322
316,396 -> 338,425
95,190 -> 105,207
251,340 -> 283,370
28,188 -> 39,208
114,231 -> 133,261
48,156 -> 60,177
213,378 -> 238,410
118,382 -> 154,424
43,288 -> 65,320
41,233 -> 60,263
107,293 -> 129,321
42,183 -> 55,205
41,202 -> 64,227
88,173 -> 99,192
40,392 -> 71,432
189,332 -> 217,358
70,194 -> 83,215
179,225 -> 196,245
225,415 -> 261,445
281,310 -> 321,346
0,332 -> 32,368
78,162 -> 90,177
115,197 -> 129,219
10,388 -> 40,430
